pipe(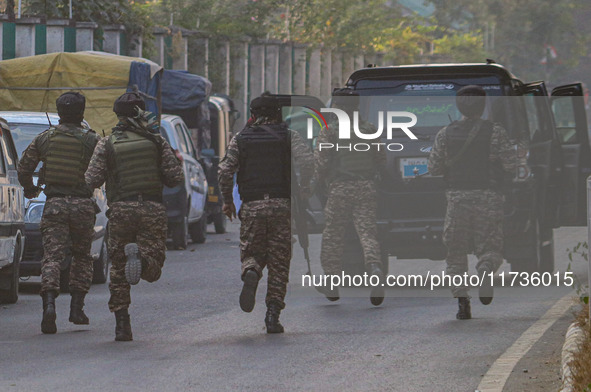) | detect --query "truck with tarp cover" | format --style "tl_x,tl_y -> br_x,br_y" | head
0,51 -> 162,135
